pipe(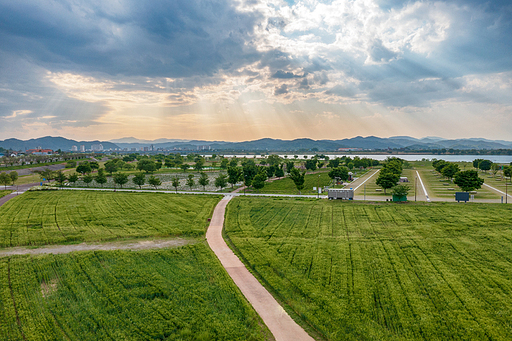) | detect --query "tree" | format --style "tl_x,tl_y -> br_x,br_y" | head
227,166 -> 242,188
289,168 -> 306,194
132,172 -> 146,189
194,158 -> 205,172
391,184 -> 410,197
285,161 -> 294,174
478,160 -> 492,172
0,173 -> 10,189
170,176 -> 179,192
68,173 -> 79,185
54,170 -> 67,187
441,163 -> 460,180
149,176 -> 162,190
504,166 -> 512,180
242,164 -> 258,187
229,158 -> 238,168
275,166 -> 285,178
375,170 -> 400,194
267,154 -> 281,167
89,161 -> 100,171
76,162 -> 92,175
305,159 -> 317,171
454,170 -> 484,192
82,174 -> 93,187
220,158 -> 229,170
328,158 -> 341,168
95,170 -> 107,187
198,172 -> 209,190
105,159 -> 124,175
328,167 -> 349,182
266,165 -> 277,178
9,171 -> 18,186
252,172 -> 266,192
491,163 -> 500,177
433,159 -> 449,173
186,174 -> 195,190
214,173 -> 228,190
113,173 -> 129,188
137,159 -> 157,173
180,164 -> 190,173
35,169 -> 54,183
